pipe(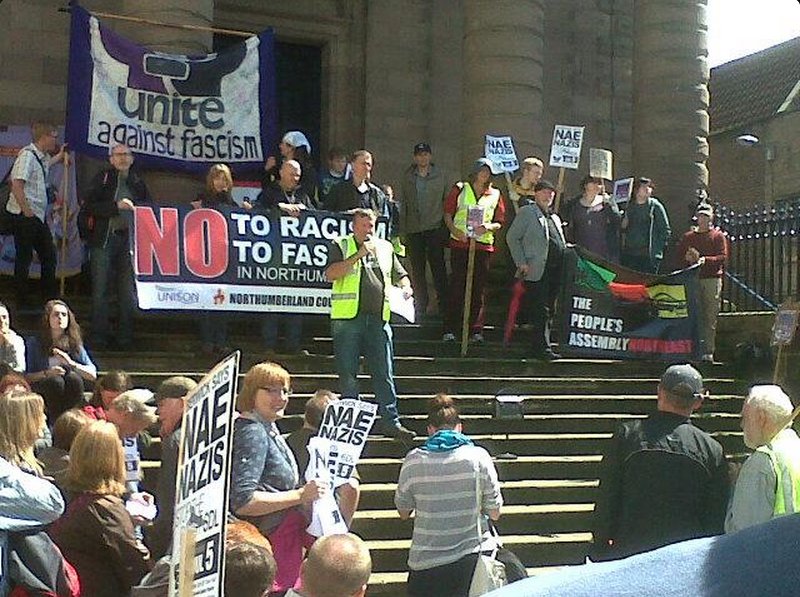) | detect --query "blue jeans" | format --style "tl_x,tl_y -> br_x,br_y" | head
91,231 -> 135,344
332,313 -> 400,427
261,314 -> 303,352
